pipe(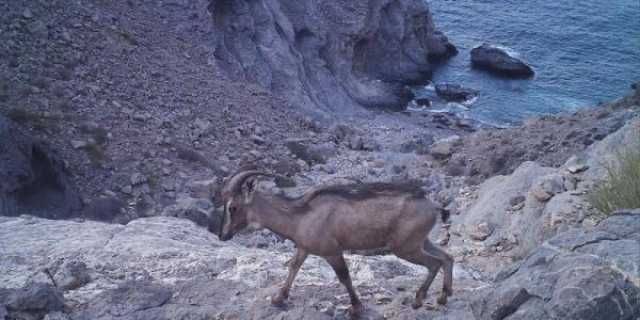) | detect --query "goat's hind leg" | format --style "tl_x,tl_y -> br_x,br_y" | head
324,254 -> 364,317
424,241 -> 454,305
272,248 -> 308,306
394,247 -> 443,309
